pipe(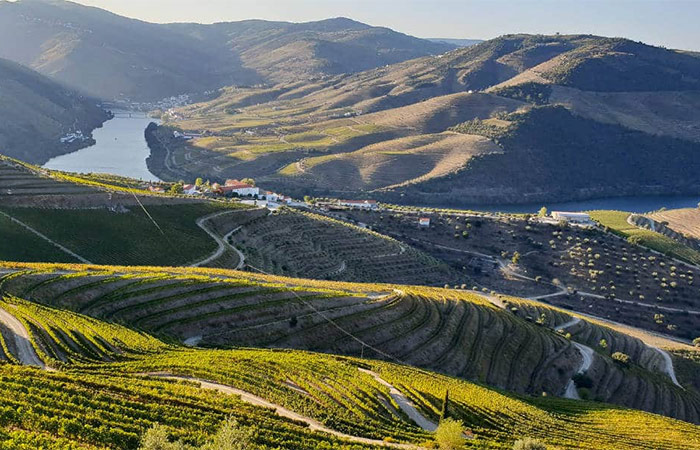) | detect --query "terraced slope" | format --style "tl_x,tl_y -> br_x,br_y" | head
649,208 -> 700,241
0,285 -> 697,449
341,208 -> 700,341
211,207 -> 460,284
2,263 -> 697,424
